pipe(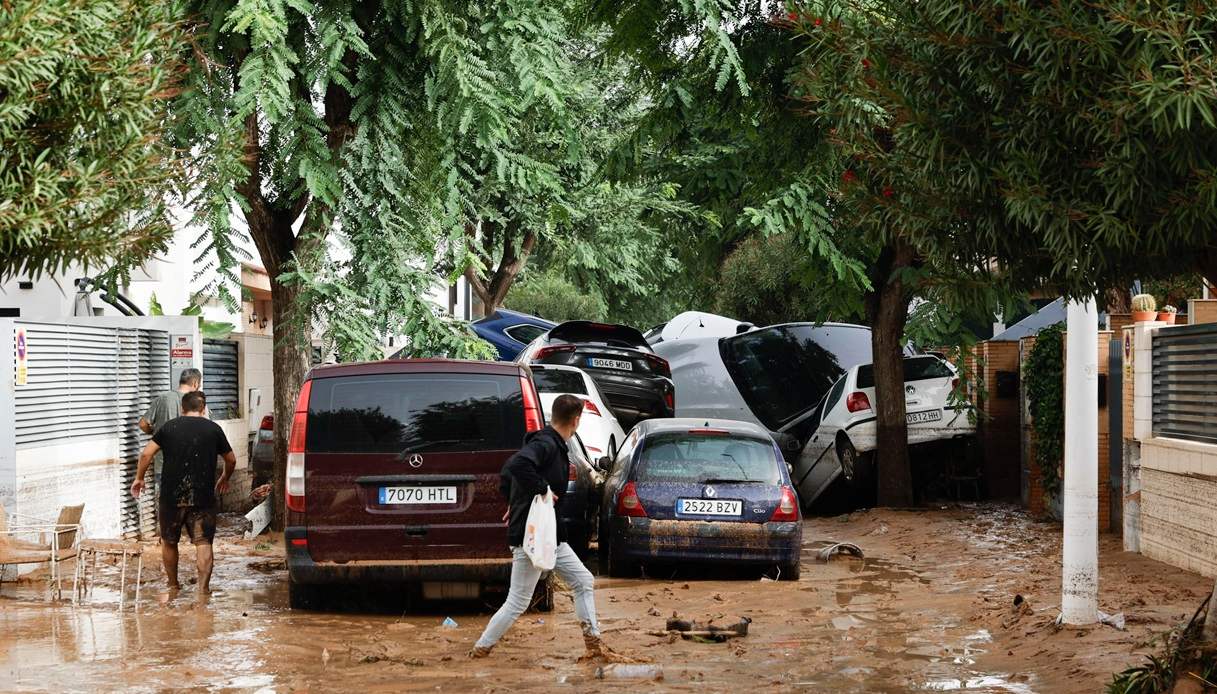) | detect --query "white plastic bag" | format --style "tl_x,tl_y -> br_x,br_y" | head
522,488 -> 557,570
